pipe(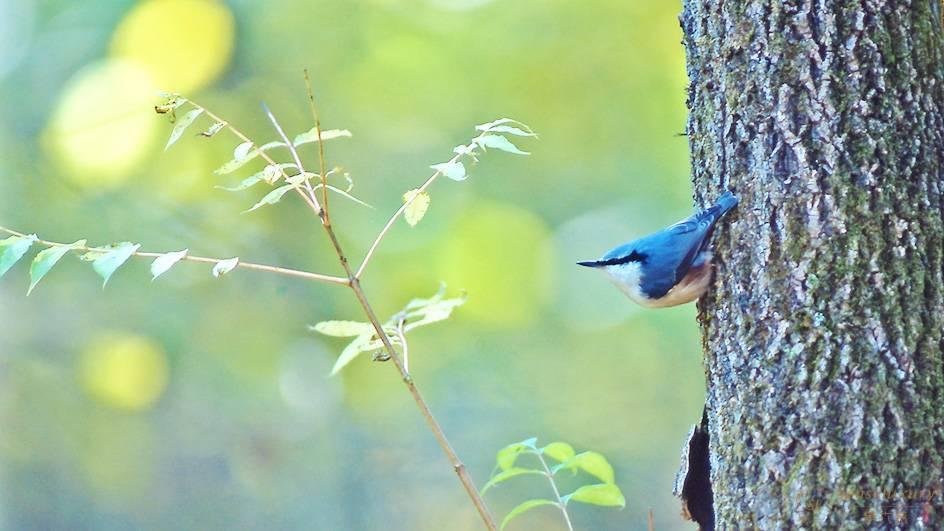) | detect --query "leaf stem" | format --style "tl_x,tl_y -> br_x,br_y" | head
354,131 -> 487,279
537,453 -> 575,531
0,225 -> 349,286
303,70 -> 331,225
